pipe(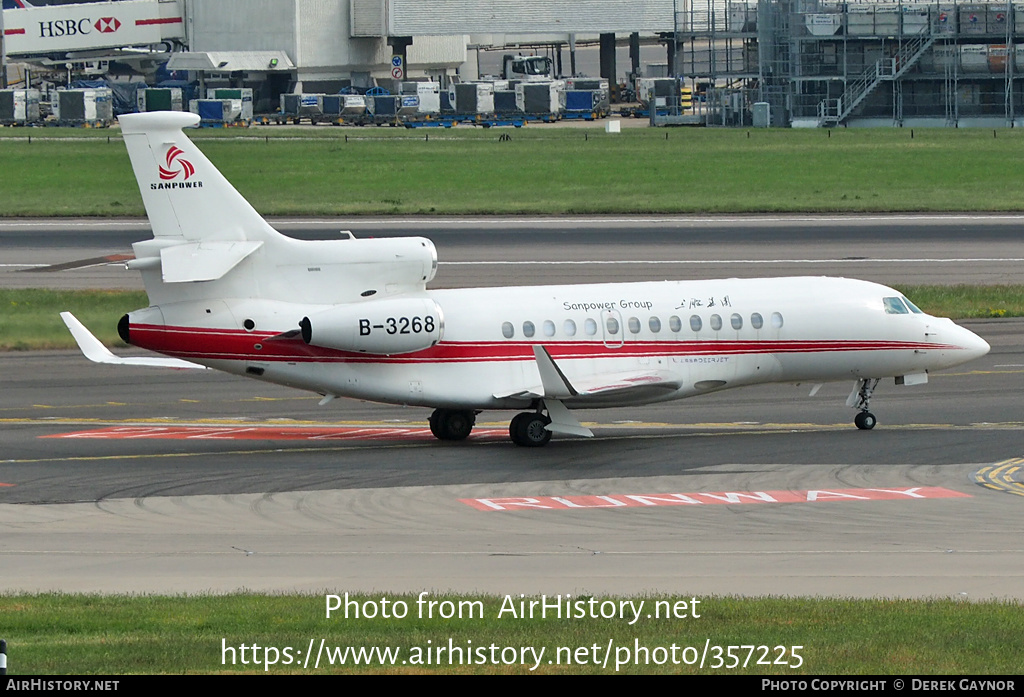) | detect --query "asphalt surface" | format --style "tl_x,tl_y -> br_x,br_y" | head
4,213 -> 1024,288
0,216 -> 1022,596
